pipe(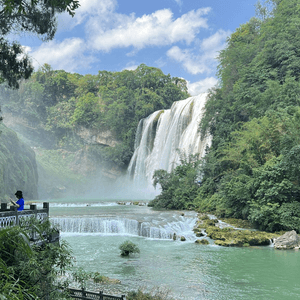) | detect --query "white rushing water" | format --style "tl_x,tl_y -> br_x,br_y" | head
127,93 -> 211,189
52,215 -> 197,240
